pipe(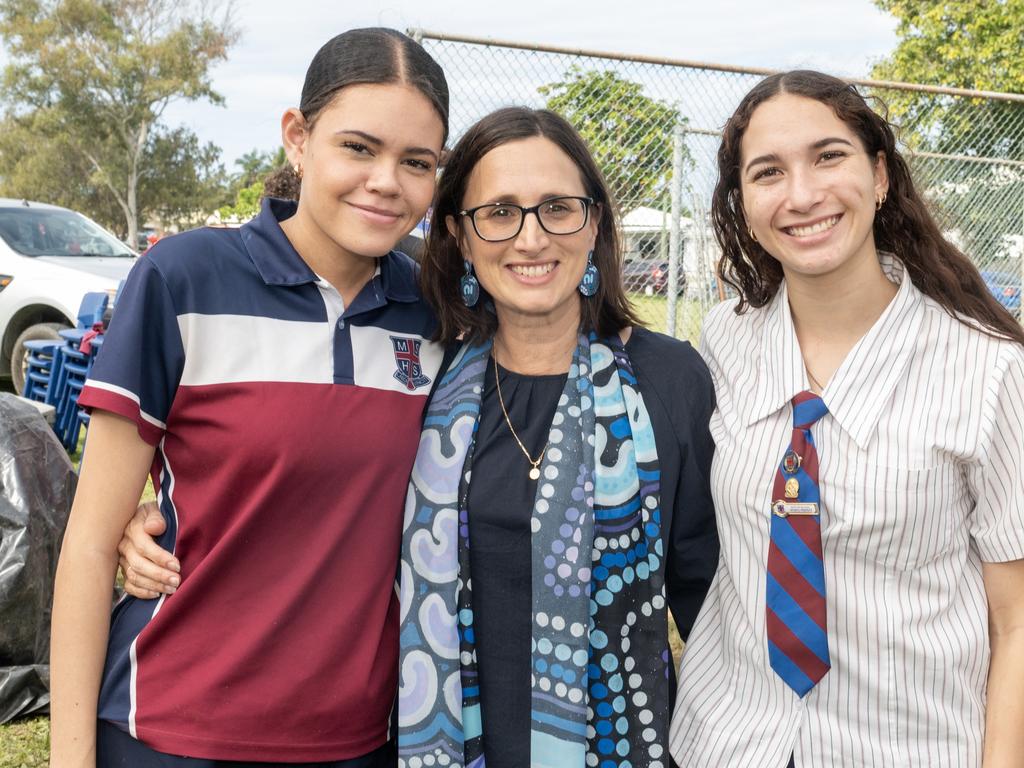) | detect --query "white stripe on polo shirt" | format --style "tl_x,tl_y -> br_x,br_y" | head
670,254 -> 1024,767
177,313 -> 335,384
80,379 -> 167,429
175,311 -> 441,393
